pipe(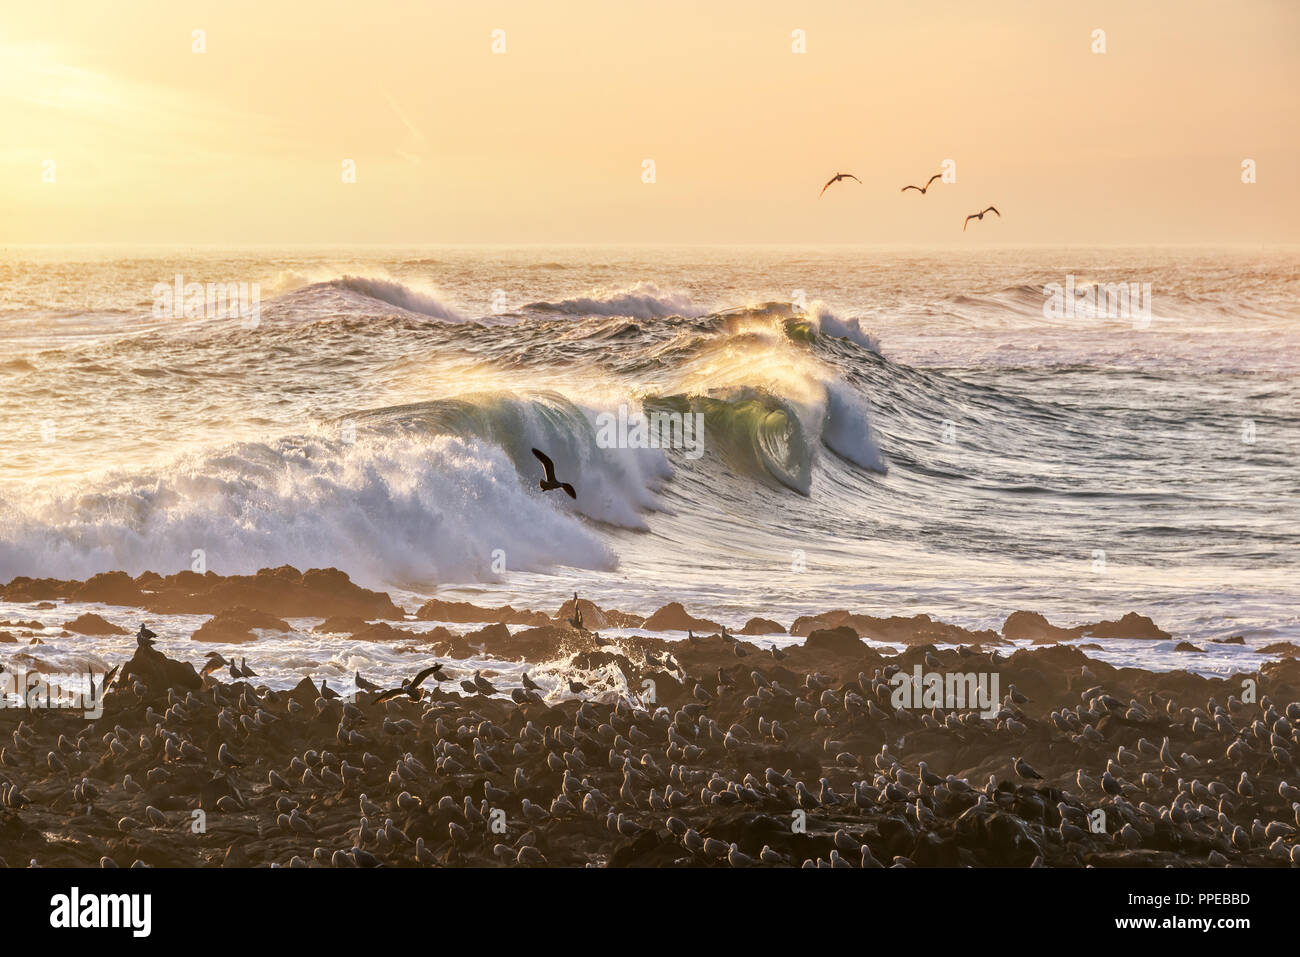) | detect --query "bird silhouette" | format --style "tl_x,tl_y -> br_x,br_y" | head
531,448 -> 576,499
963,206 -> 1000,231
901,173 -> 942,194
819,172 -> 861,197
373,664 -> 444,703
567,592 -> 584,630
